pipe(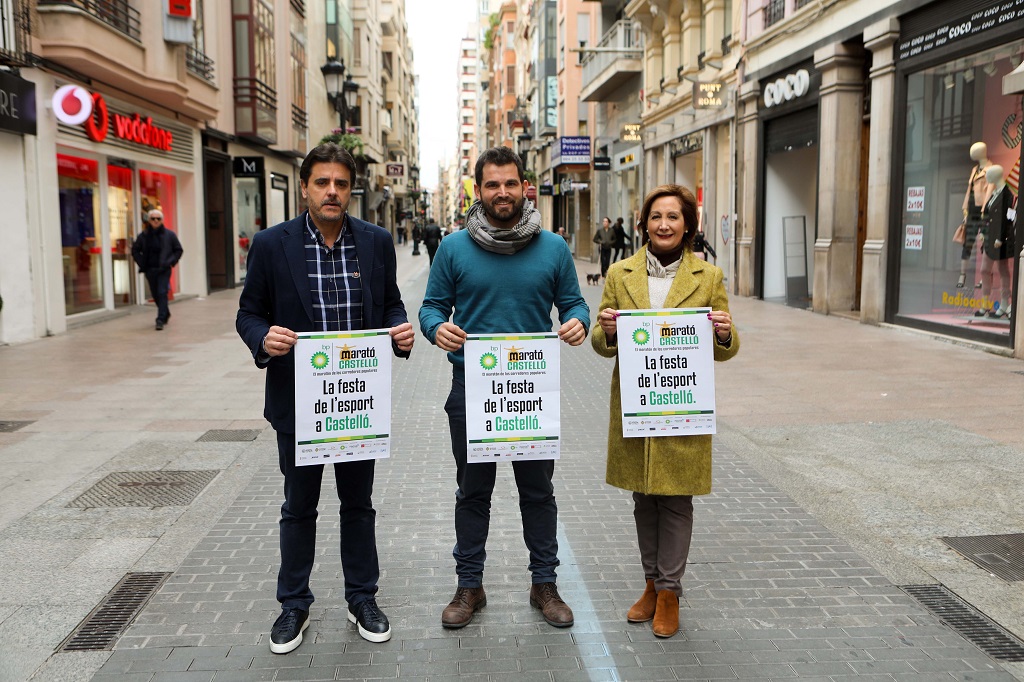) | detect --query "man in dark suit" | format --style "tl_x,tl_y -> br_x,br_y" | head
237,143 -> 414,654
